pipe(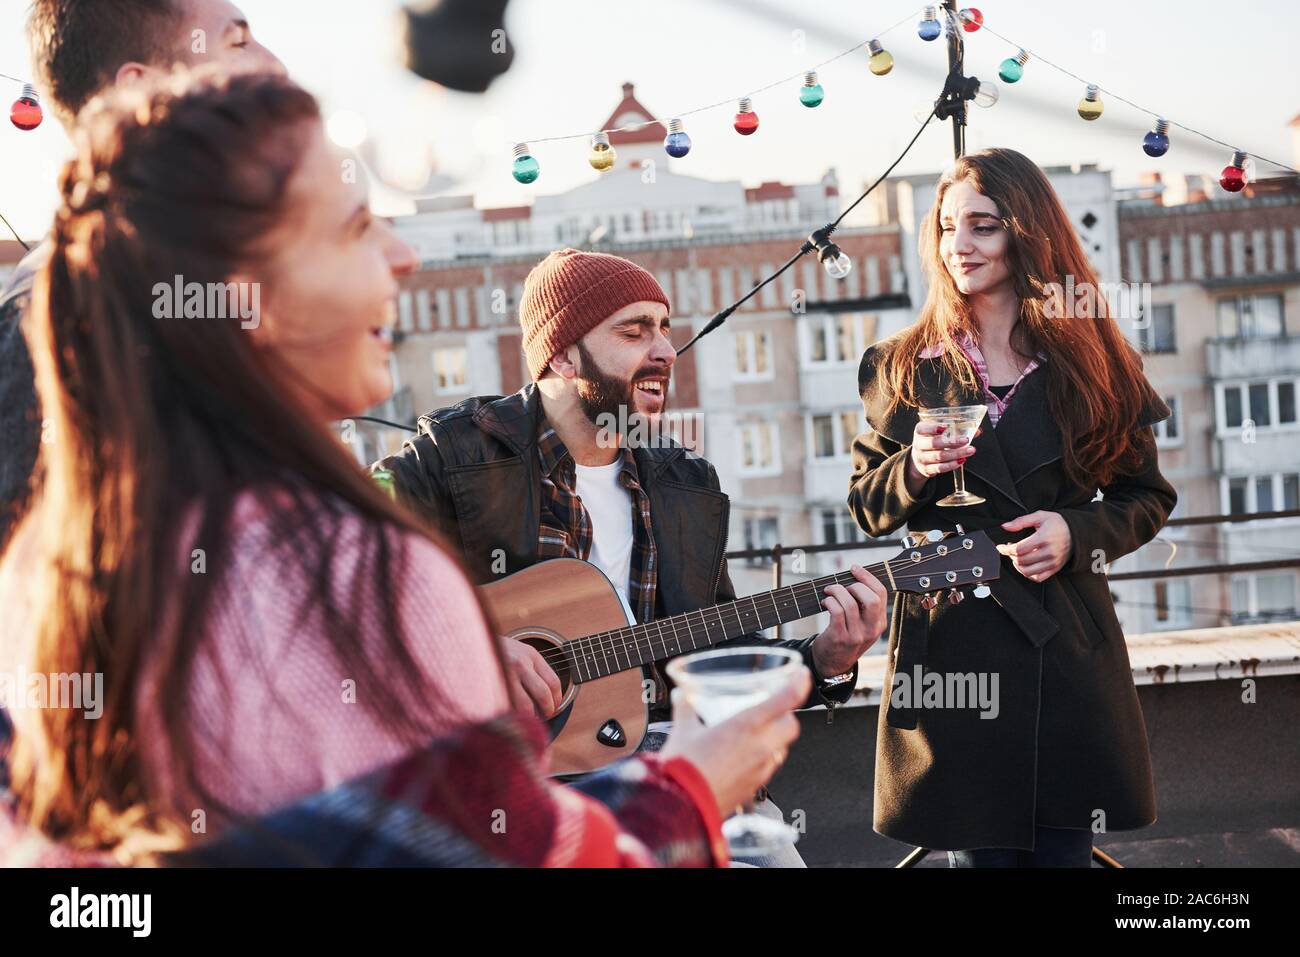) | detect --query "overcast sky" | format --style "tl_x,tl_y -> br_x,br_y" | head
2,0 -> 1297,241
